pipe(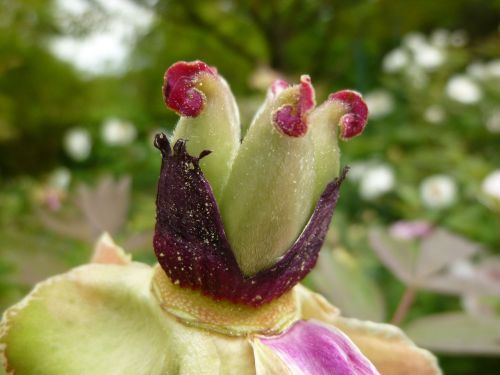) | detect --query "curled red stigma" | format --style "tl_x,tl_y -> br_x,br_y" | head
328,90 -> 368,140
163,61 -> 217,117
273,75 -> 315,137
